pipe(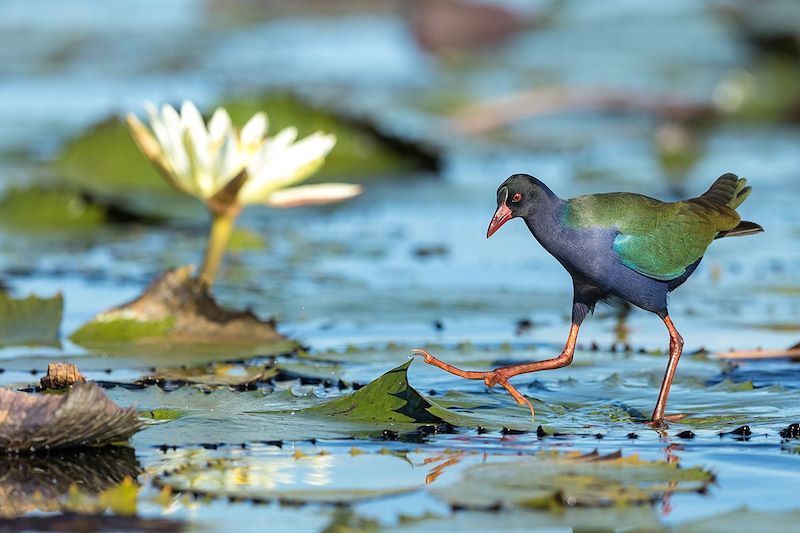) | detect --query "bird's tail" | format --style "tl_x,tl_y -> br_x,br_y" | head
702,173 -> 764,238
701,173 -> 752,210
